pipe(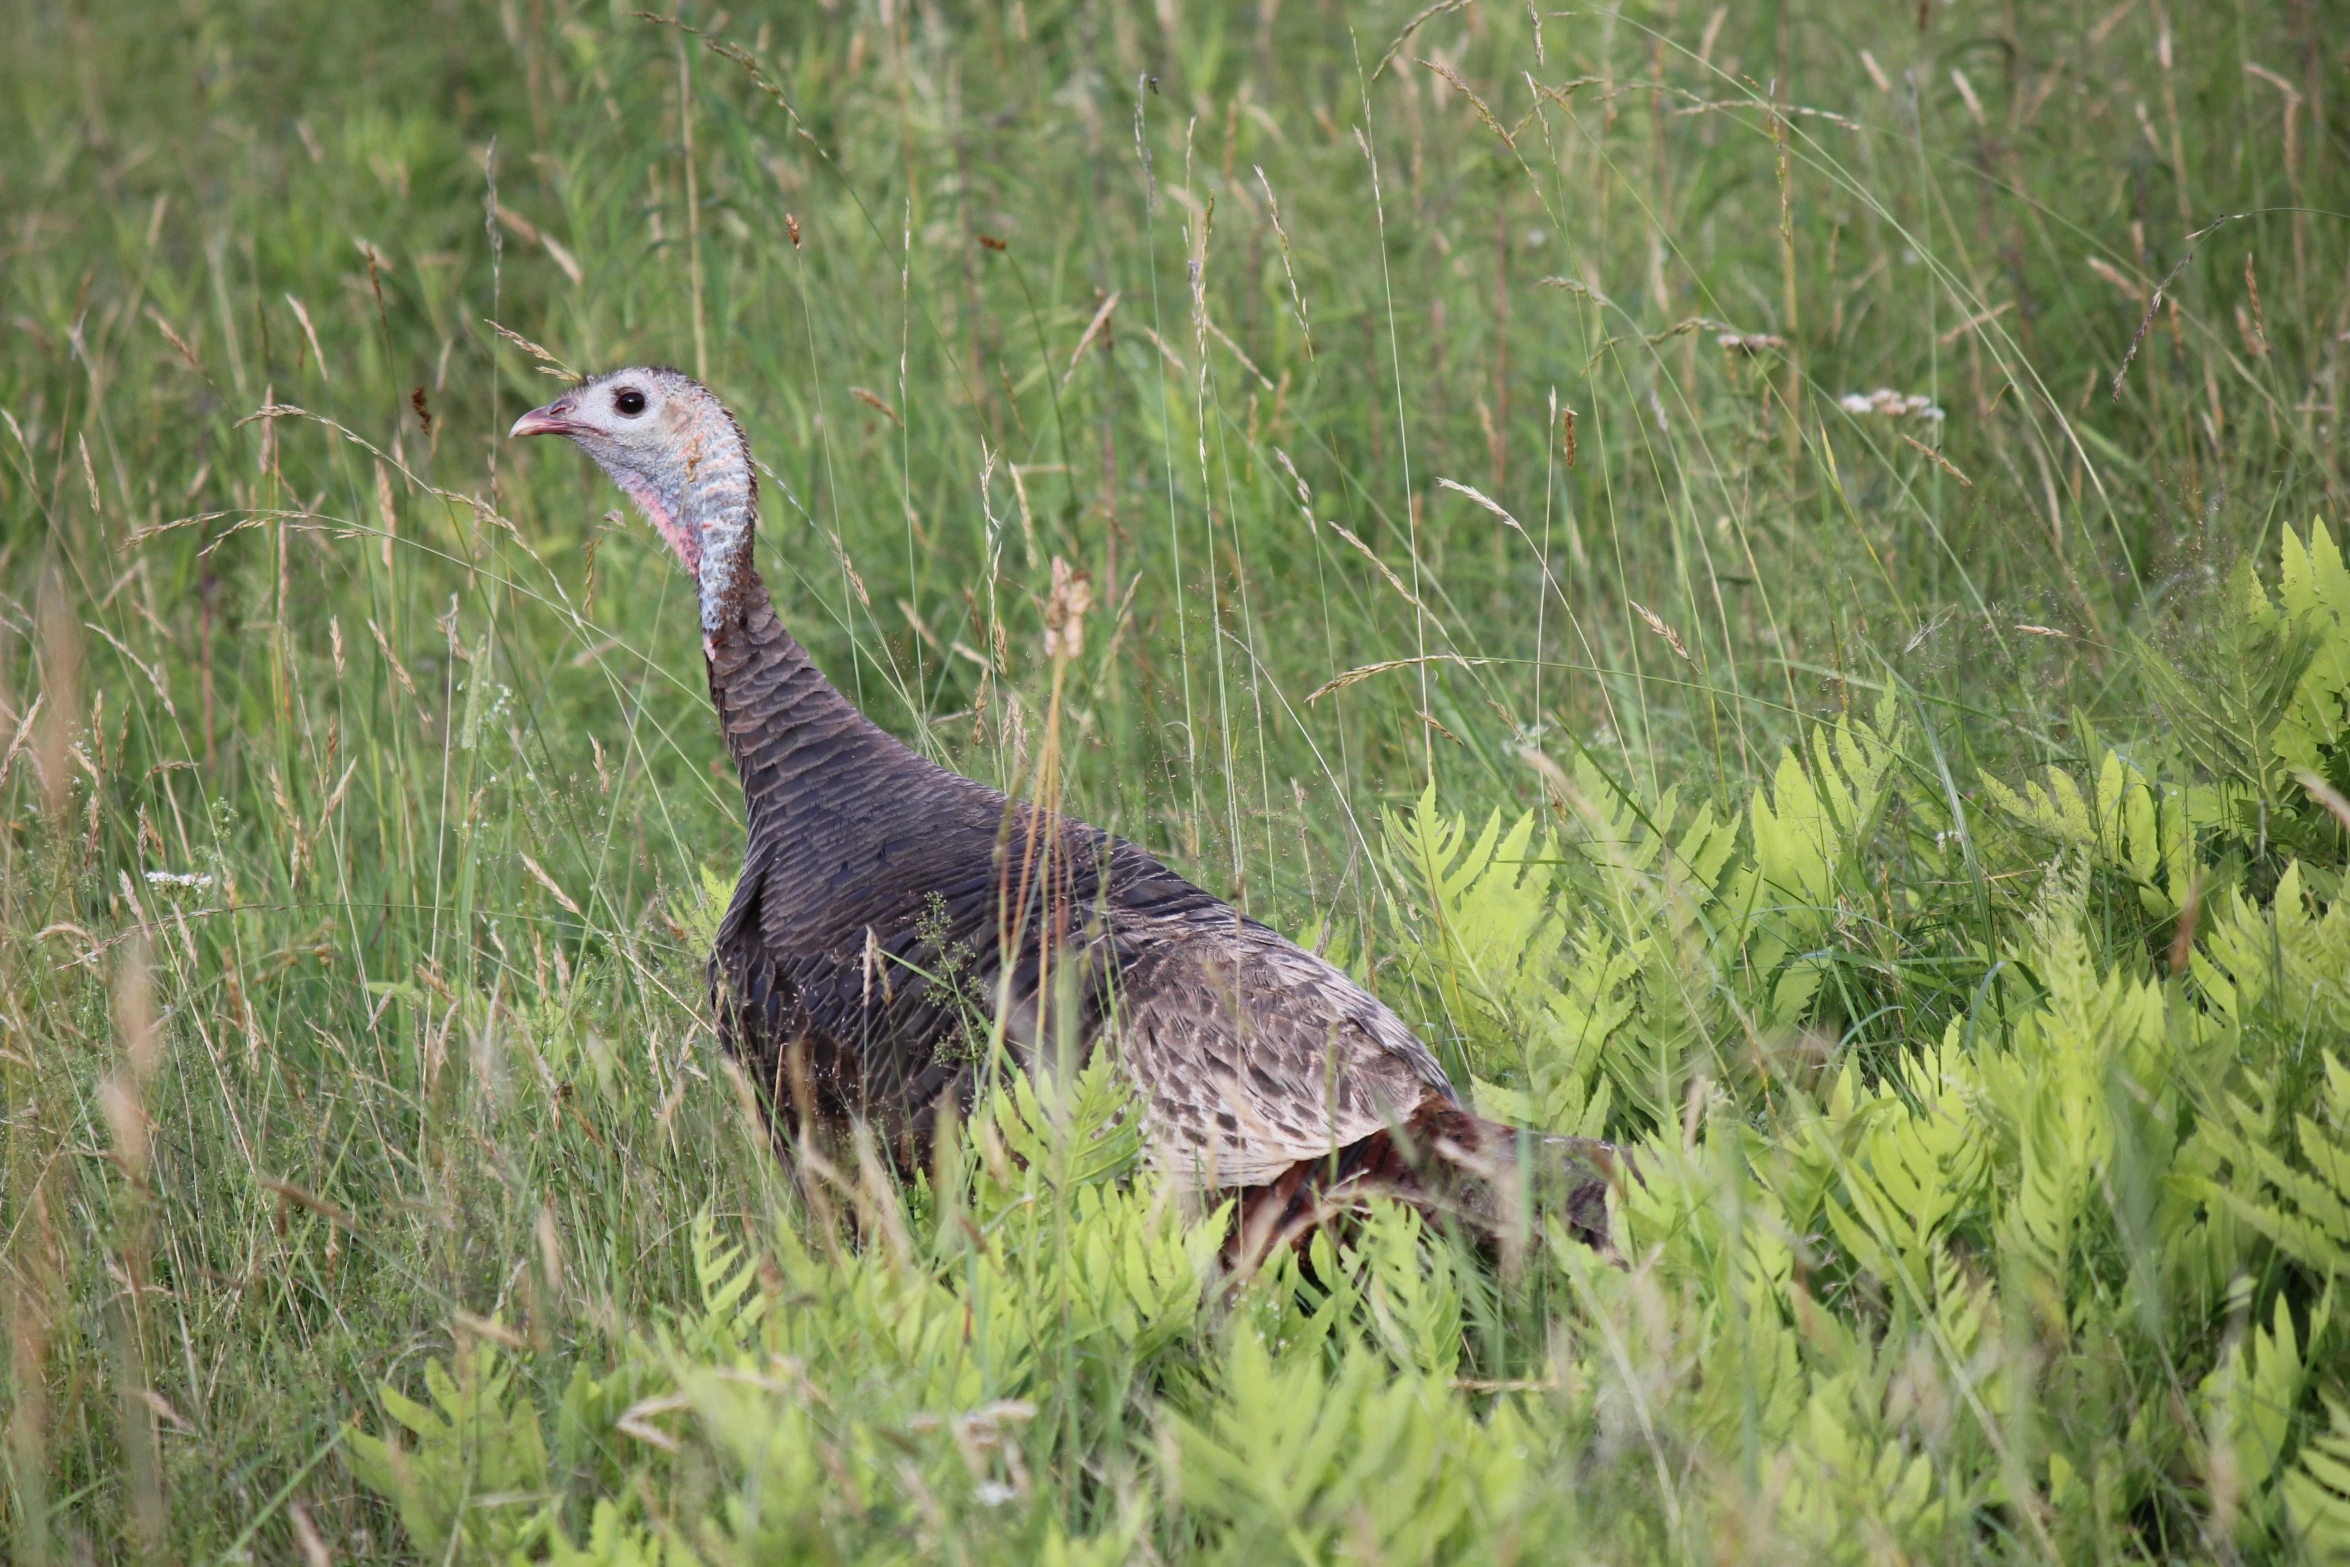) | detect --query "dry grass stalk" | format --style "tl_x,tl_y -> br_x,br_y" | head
521,851 -> 587,918
485,317 -> 573,377
1630,601 -> 1694,663
0,695 -> 42,792
1371,0 -> 1473,80
849,386 -> 904,427
1899,431 -> 1973,486
367,618 -> 420,699
8,1174 -> 60,1567
1042,557 -> 1094,663
1415,57 -> 1514,147
1435,476 -> 1529,536
2243,252 -> 2269,355
2297,770 -> 2350,833
35,572 -> 79,822
1305,653 -> 1492,704
1062,292 -> 1121,388
284,294 -> 329,381
104,934 -> 167,1552
1325,519 -> 1451,639
1254,167 -> 1315,360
